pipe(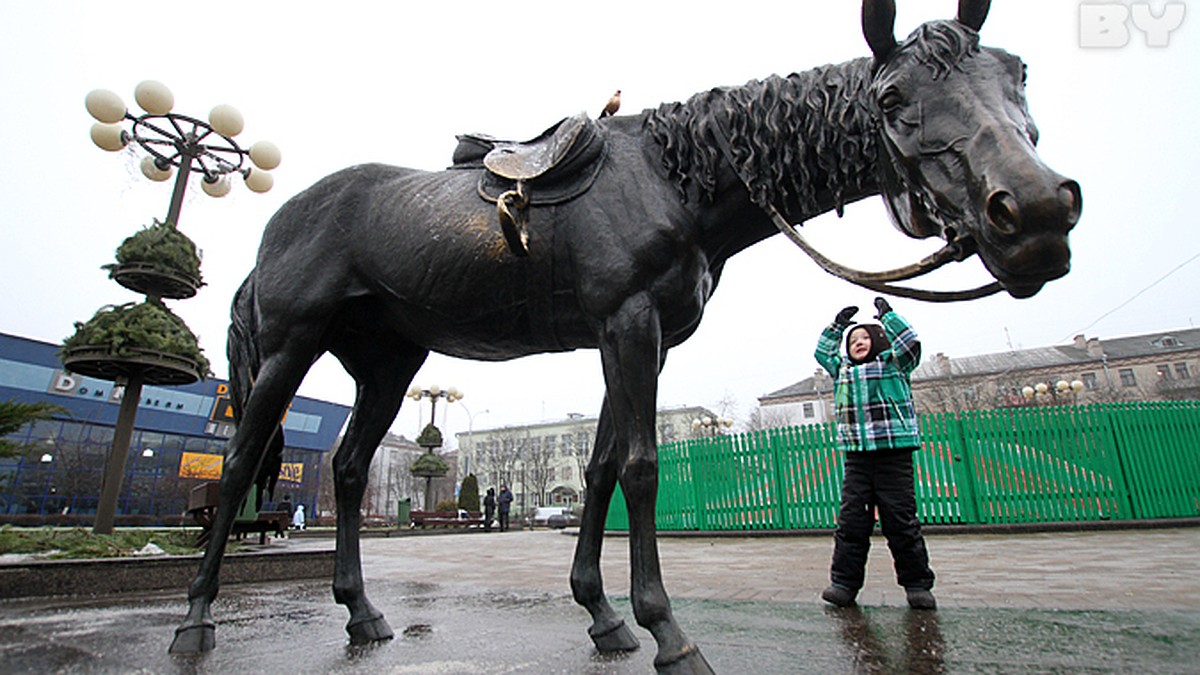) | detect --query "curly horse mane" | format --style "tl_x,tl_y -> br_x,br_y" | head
644,20 -> 982,220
